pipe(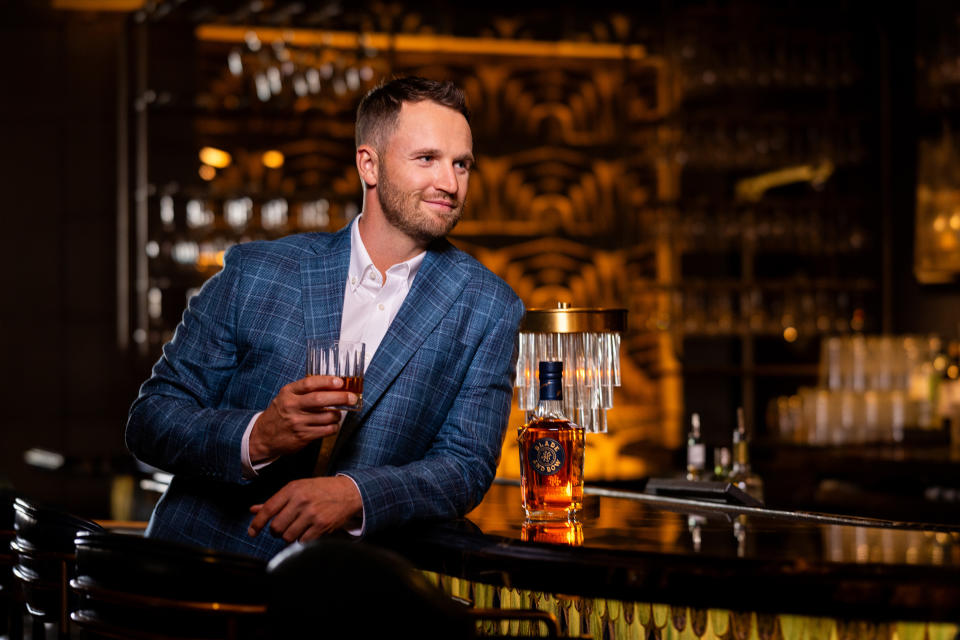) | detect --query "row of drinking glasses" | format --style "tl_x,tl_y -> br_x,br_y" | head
819,335 -> 942,392
771,387 -> 919,446
635,287 -> 869,337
